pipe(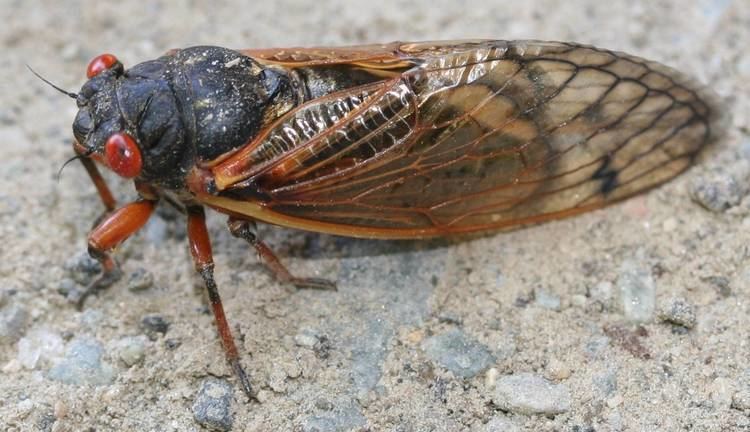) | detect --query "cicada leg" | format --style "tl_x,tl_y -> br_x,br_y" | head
81,199 -> 157,307
227,217 -> 336,290
187,207 -> 254,400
